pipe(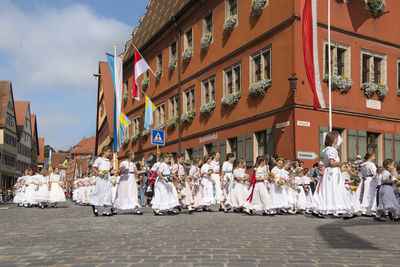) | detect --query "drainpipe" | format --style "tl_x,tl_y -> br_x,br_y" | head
172,16 -> 182,152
